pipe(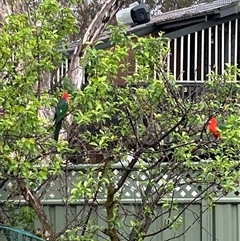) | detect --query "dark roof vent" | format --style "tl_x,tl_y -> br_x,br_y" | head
116,2 -> 150,26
